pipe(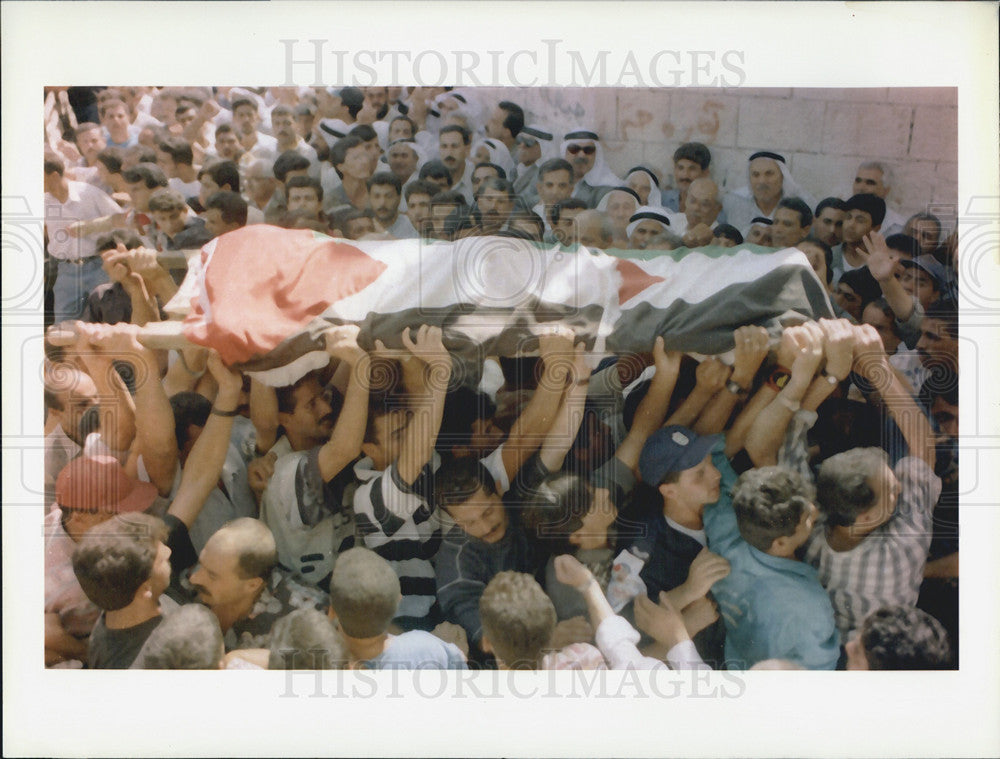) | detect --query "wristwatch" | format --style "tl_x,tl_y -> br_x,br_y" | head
725,378 -> 749,400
